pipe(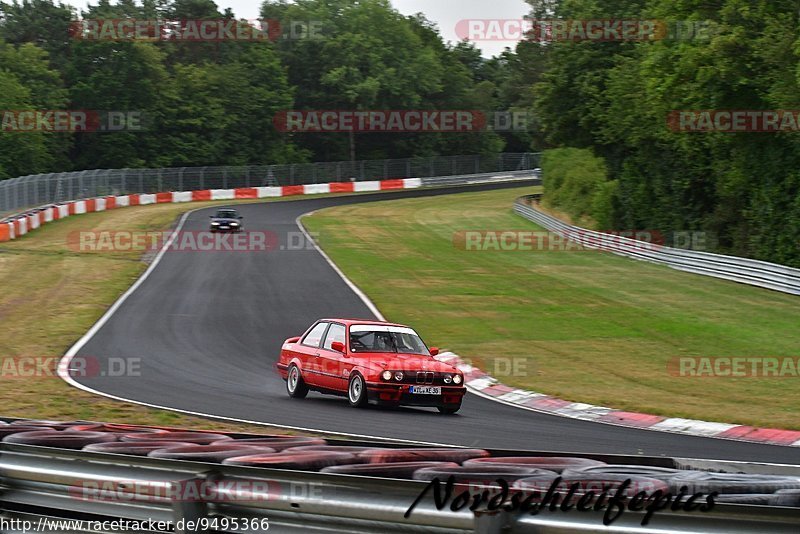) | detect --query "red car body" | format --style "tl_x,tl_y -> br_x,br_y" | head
276,319 -> 466,414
